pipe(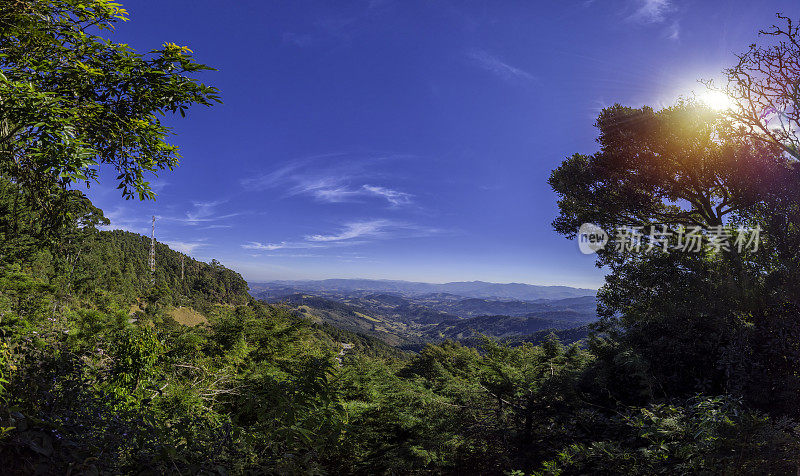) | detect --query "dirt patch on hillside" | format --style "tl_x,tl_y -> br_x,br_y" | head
169,306 -> 208,326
